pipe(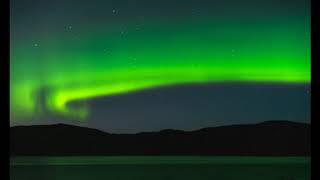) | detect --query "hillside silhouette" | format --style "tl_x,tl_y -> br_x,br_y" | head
10,121 -> 310,156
